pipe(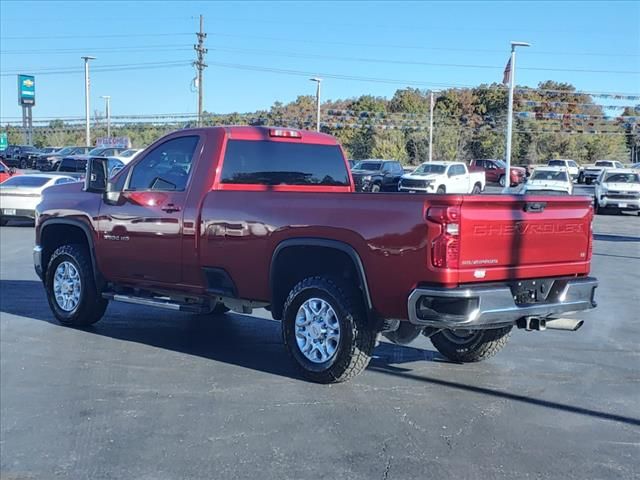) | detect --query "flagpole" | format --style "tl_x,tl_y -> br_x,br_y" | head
504,41 -> 530,193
